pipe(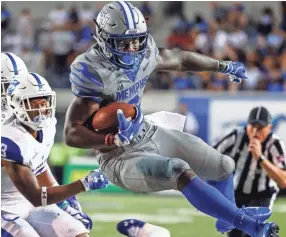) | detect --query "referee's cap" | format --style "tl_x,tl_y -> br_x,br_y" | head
247,106 -> 272,126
